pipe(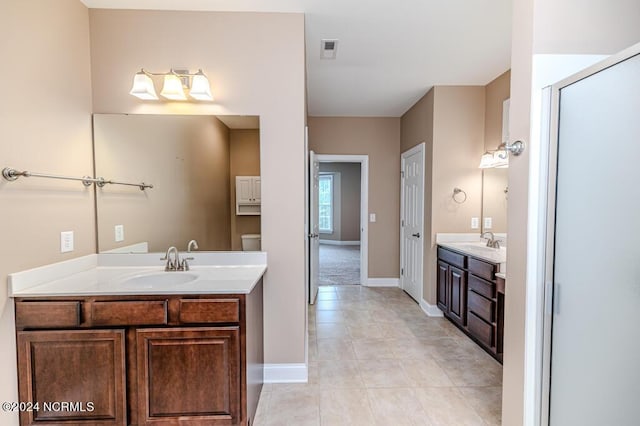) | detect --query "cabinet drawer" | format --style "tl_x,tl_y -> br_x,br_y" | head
468,257 -> 497,281
468,274 -> 495,298
15,301 -> 81,329
92,300 -> 167,326
179,299 -> 240,324
437,247 -> 466,269
468,312 -> 495,348
468,291 -> 495,323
